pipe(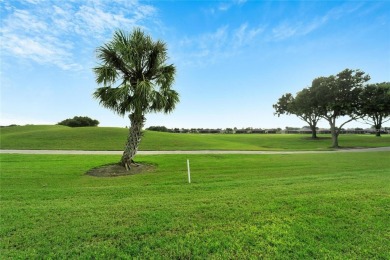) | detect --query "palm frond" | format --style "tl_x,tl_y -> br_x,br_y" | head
93,65 -> 117,86
93,28 -> 179,117
163,89 -> 180,113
